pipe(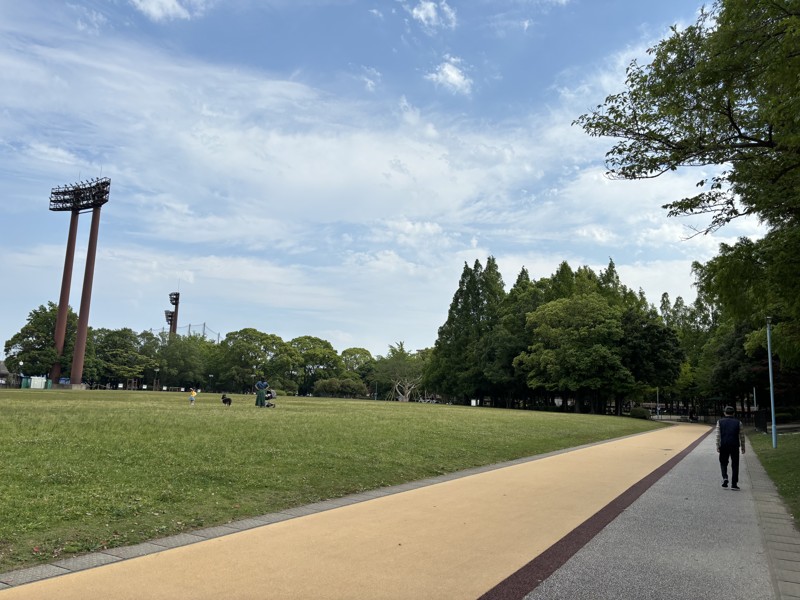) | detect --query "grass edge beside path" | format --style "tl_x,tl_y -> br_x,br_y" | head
748,430 -> 800,530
